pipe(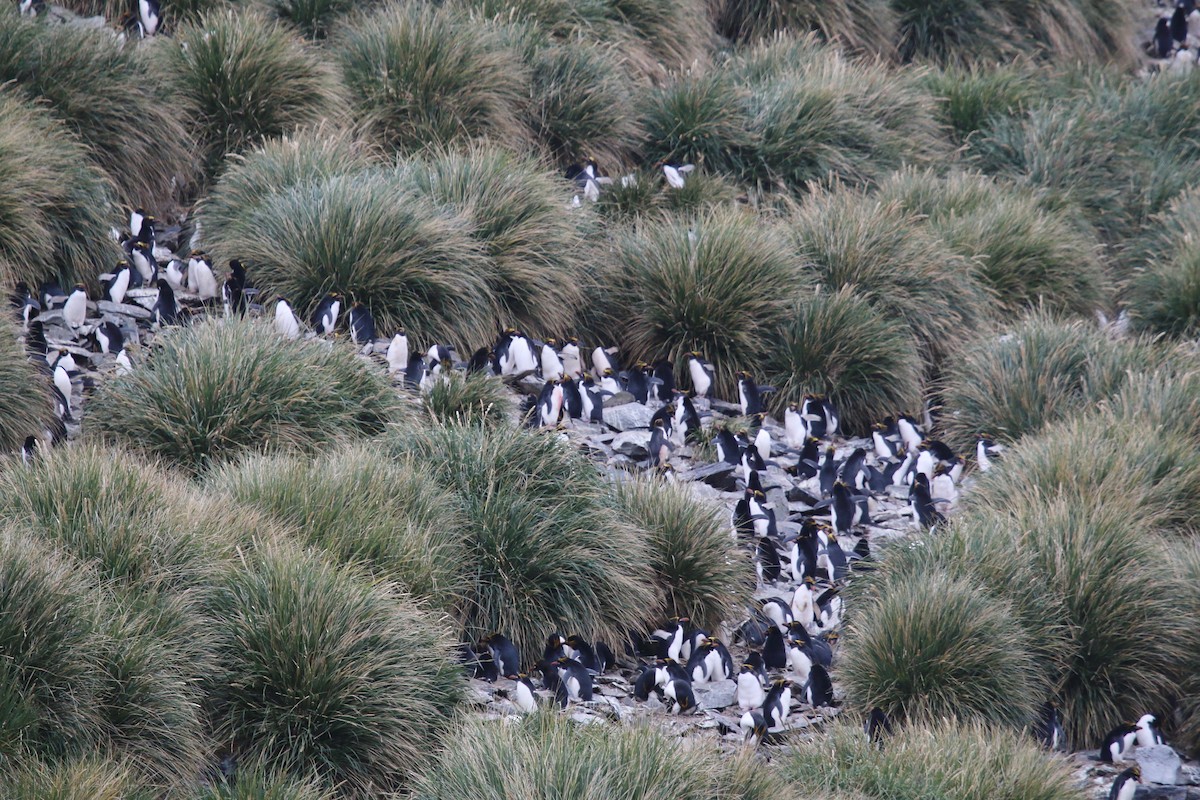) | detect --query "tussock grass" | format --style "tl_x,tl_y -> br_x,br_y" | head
91,318 -> 400,474
336,4 -> 530,153
200,127 -> 378,243
210,170 -> 498,344
191,766 -> 336,799
788,186 -> 991,369
612,478 -> 752,632
922,62 -> 1046,143
416,711 -> 785,800
938,313 -> 1150,452
156,9 -> 344,176
0,527 -> 101,761
600,208 -> 808,397
736,36 -> 945,193
638,69 -> 755,175
422,371 -> 514,427
208,446 -> 464,612
841,568 -> 1042,727
0,7 -> 196,209
205,543 -> 463,797
783,719 -> 1085,800
710,0 -> 896,56
1128,189 -> 1200,336
1169,544 -> 1200,758
527,39 -> 641,169
876,169 -> 1107,318
1,757 -> 152,800
390,424 -> 661,662
0,316 -> 54,455
765,287 -> 925,434
399,146 -> 588,337
1102,364 -> 1200,440
595,169 -> 663,221
260,0 -> 372,38
0,88 -> 117,291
